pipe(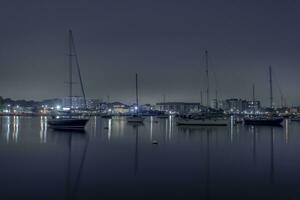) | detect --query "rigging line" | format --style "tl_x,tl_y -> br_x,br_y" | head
70,31 -> 87,109
208,53 -> 222,103
201,52 -> 208,96
198,51 -> 205,105
273,70 -> 286,106
273,71 -> 284,96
